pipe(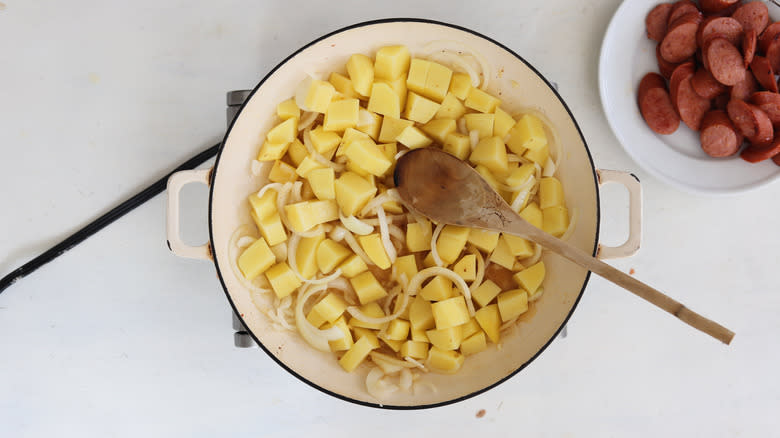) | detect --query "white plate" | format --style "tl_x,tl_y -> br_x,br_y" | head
599,0 -> 780,195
